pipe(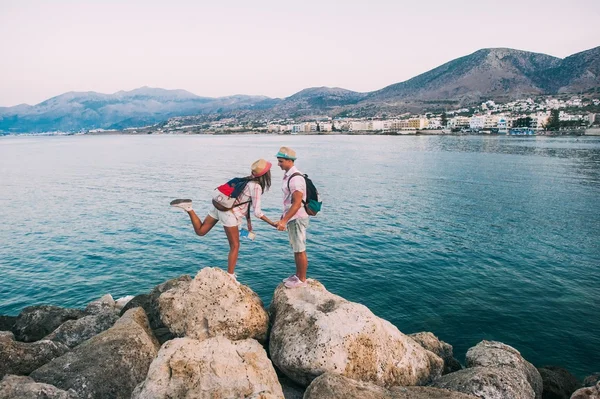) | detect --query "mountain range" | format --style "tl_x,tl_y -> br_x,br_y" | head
1,46 -> 599,133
